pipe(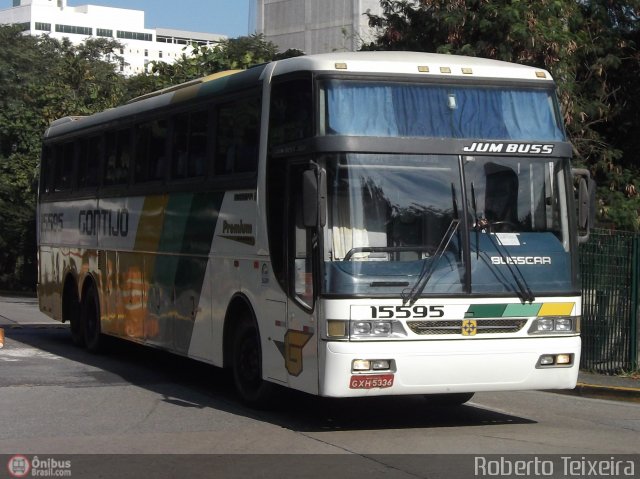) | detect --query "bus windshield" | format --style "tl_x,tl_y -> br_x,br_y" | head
321,80 -> 566,141
322,153 -> 574,297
